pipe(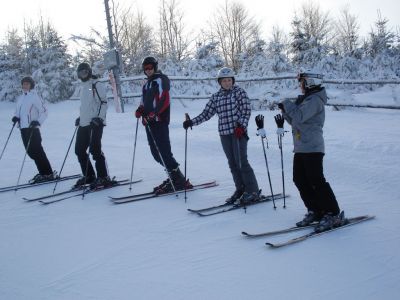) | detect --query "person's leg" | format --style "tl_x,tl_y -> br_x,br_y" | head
74,126 -> 95,178
235,136 -> 259,193
21,128 -> 52,175
293,153 -> 321,213
89,125 -> 108,178
220,134 -> 244,191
